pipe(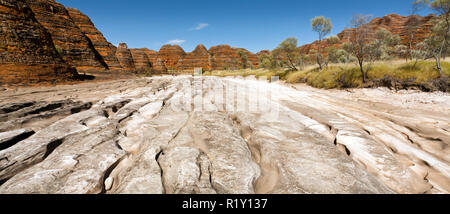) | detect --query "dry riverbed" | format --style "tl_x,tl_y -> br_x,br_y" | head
0,76 -> 448,194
